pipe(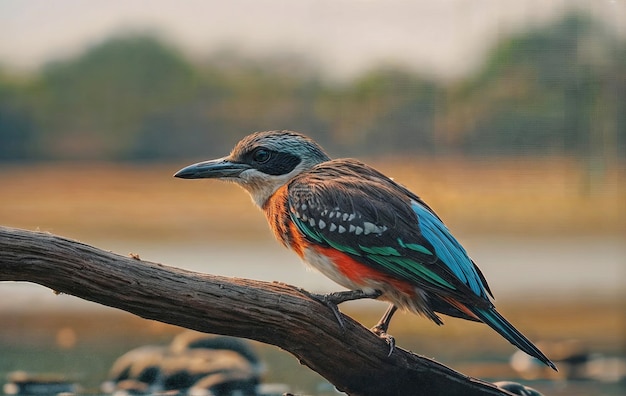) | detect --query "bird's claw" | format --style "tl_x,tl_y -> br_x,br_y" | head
309,292 -> 346,330
371,324 -> 396,357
